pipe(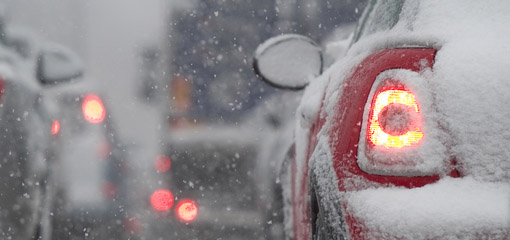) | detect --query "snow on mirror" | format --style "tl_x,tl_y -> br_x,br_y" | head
253,34 -> 323,90
37,43 -> 84,84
